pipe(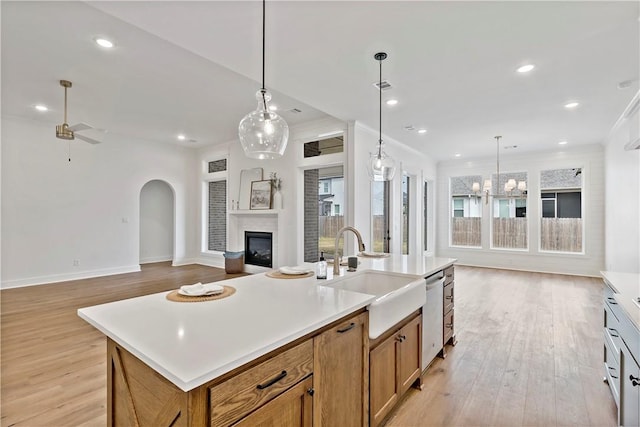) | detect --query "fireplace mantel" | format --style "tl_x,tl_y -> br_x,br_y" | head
228,209 -> 280,216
